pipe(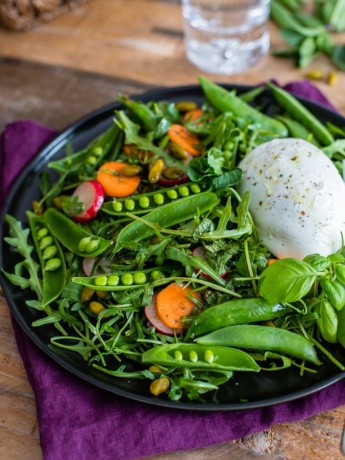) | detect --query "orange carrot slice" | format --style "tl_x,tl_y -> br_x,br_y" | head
96,161 -> 140,198
167,124 -> 203,157
156,282 -> 202,330
267,258 -> 278,266
183,108 -> 204,123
